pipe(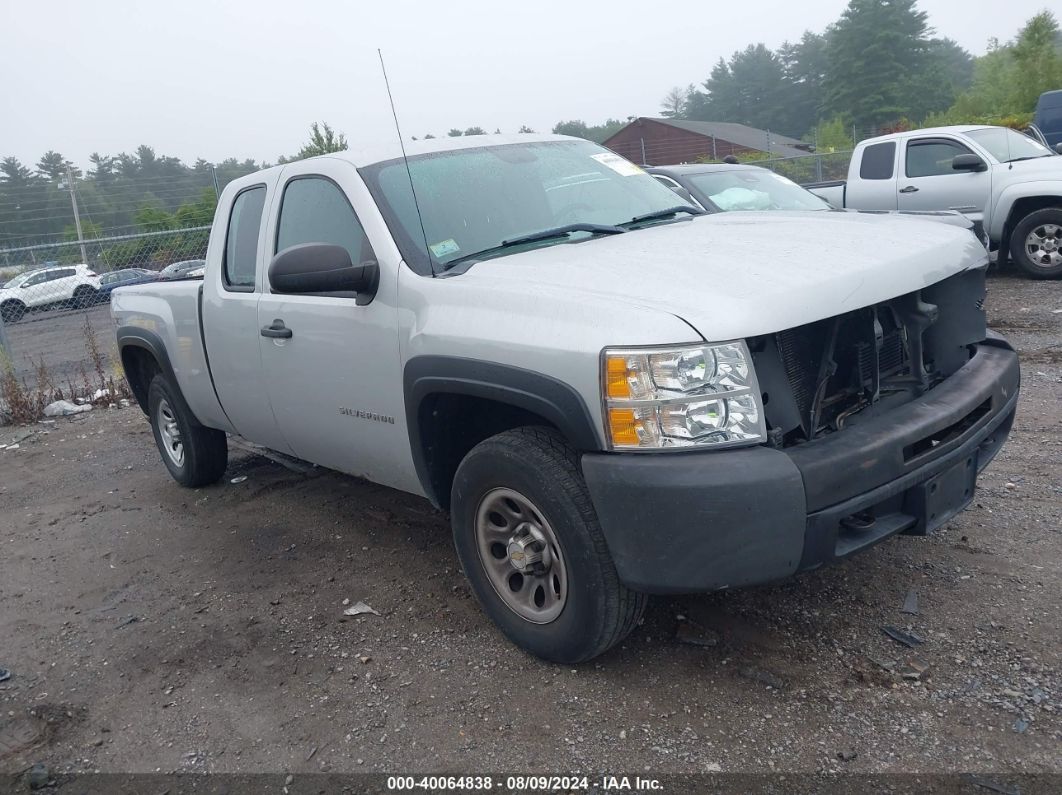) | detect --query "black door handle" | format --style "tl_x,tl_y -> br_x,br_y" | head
899,185 -> 919,193
261,319 -> 293,339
